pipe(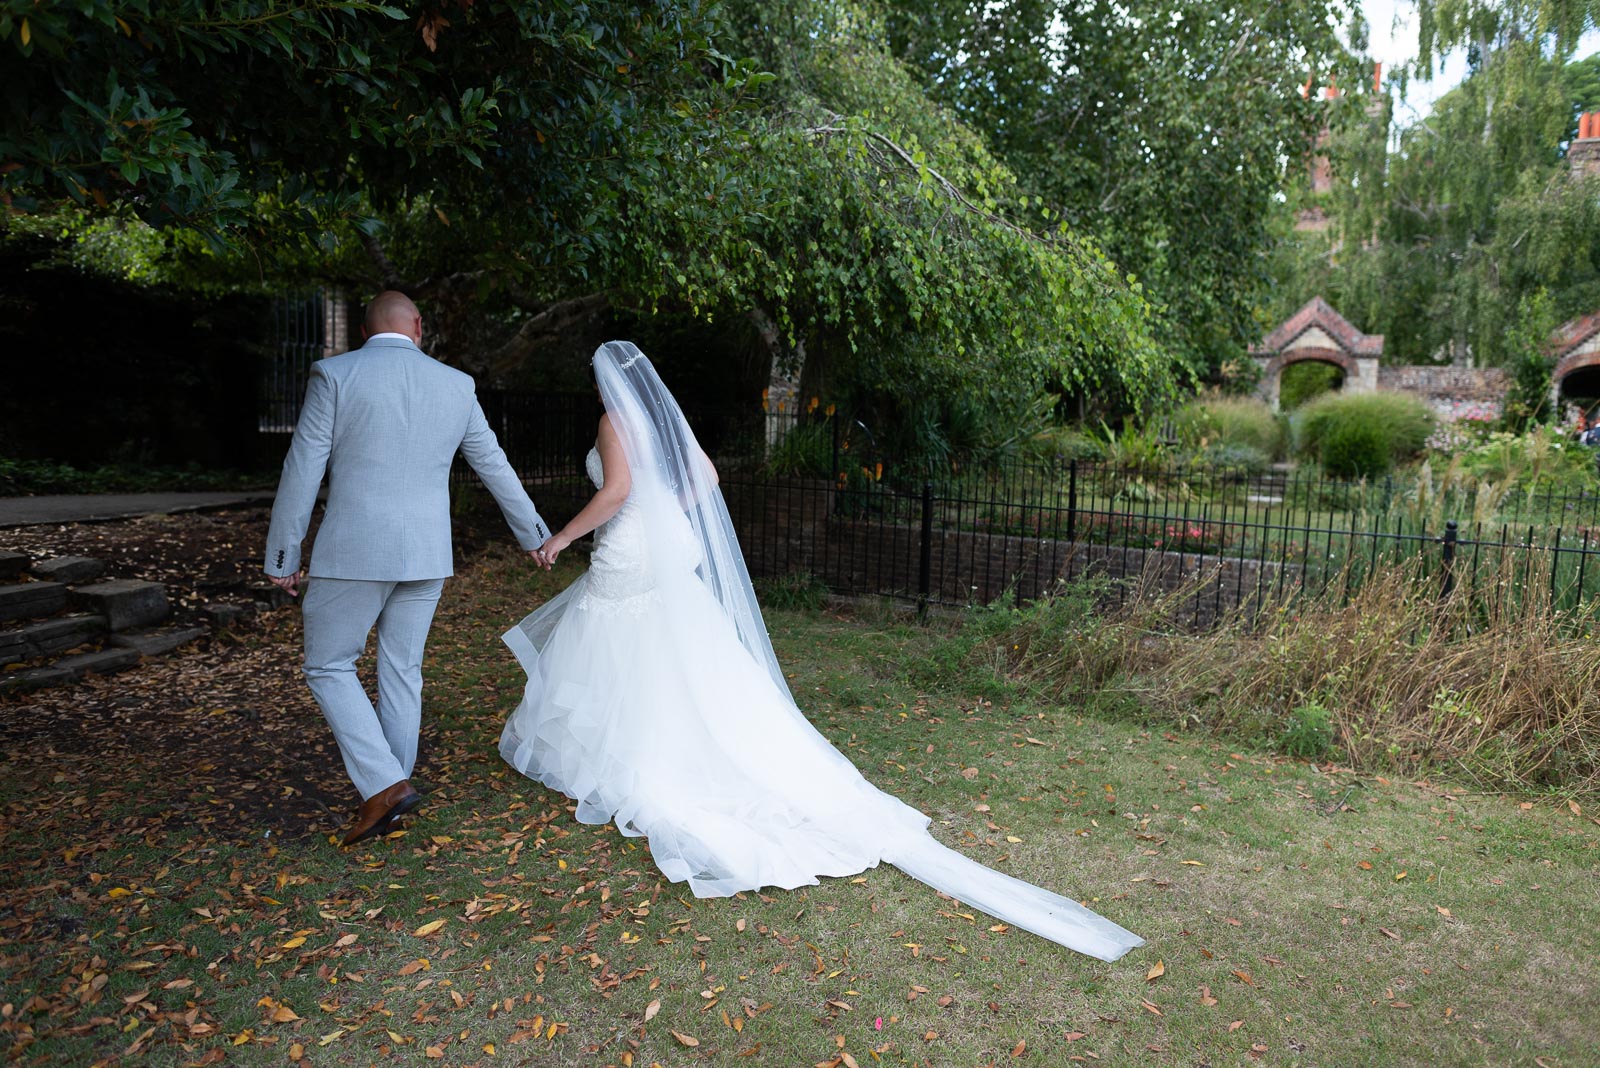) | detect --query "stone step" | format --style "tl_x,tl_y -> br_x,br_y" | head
0,647 -> 140,695
0,613 -> 108,665
109,625 -> 207,658
69,580 -> 169,631
0,581 -> 69,623
0,551 -> 30,580
30,556 -> 107,584
202,602 -> 257,629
